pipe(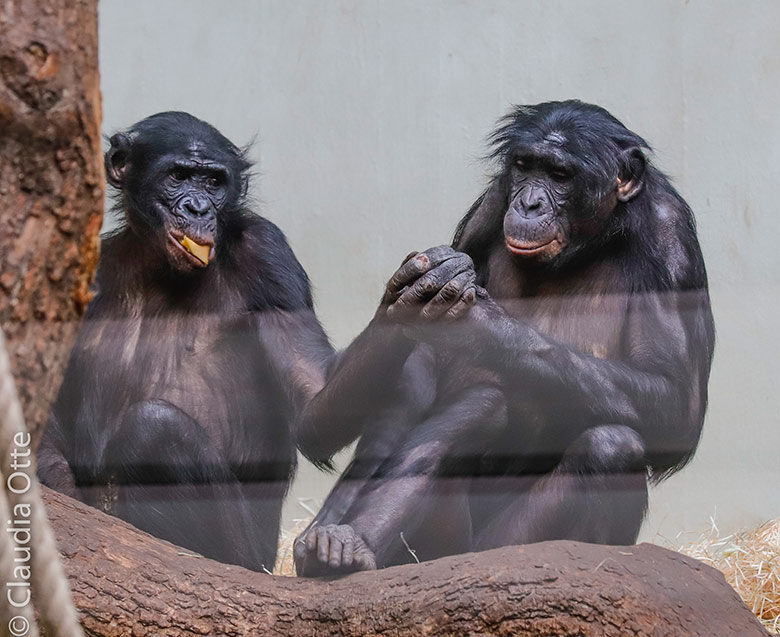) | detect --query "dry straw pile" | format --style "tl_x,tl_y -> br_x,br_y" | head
274,498 -> 318,576
678,517 -> 780,633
